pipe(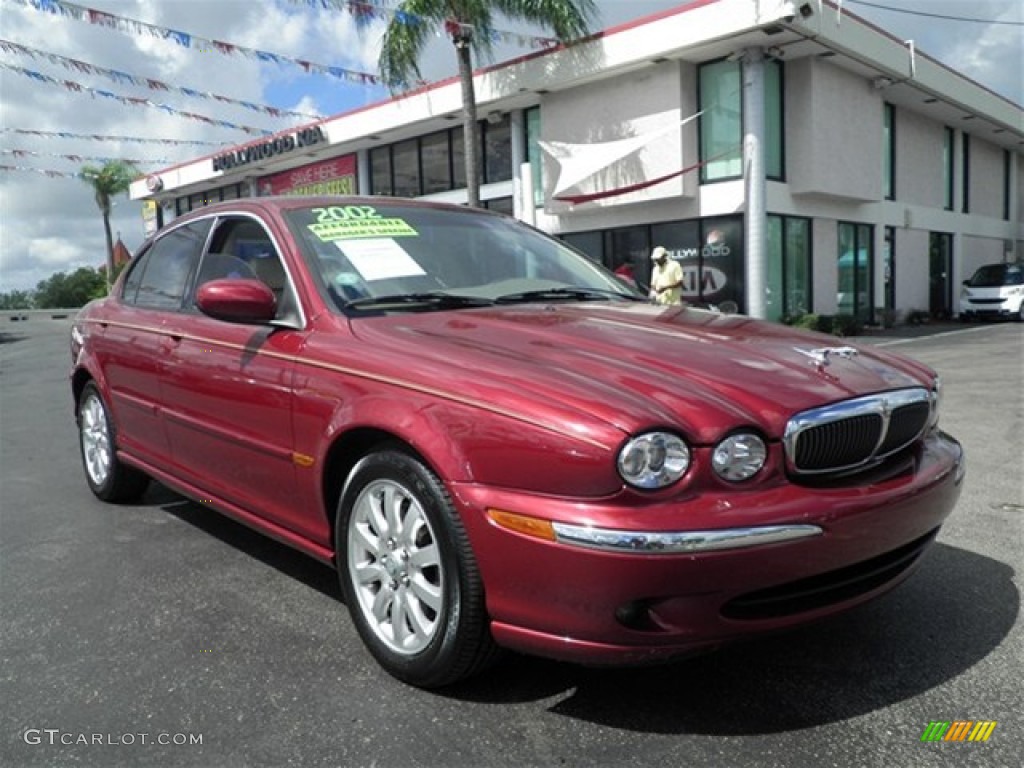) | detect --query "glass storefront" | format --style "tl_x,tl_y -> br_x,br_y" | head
837,222 -> 873,322
561,216 -> 749,308
766,215 -> 812,321
368,115 -> 513,197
